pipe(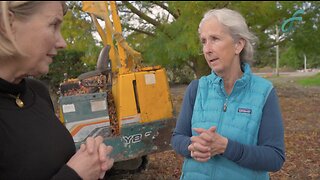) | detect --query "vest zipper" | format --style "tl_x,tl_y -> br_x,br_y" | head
223,98 -> 228,112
